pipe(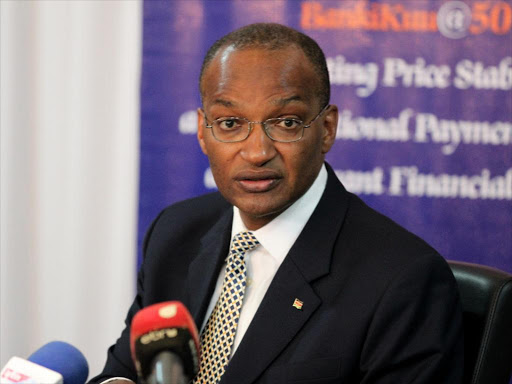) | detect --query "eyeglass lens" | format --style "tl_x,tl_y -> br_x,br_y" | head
212,118 -> 304,143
